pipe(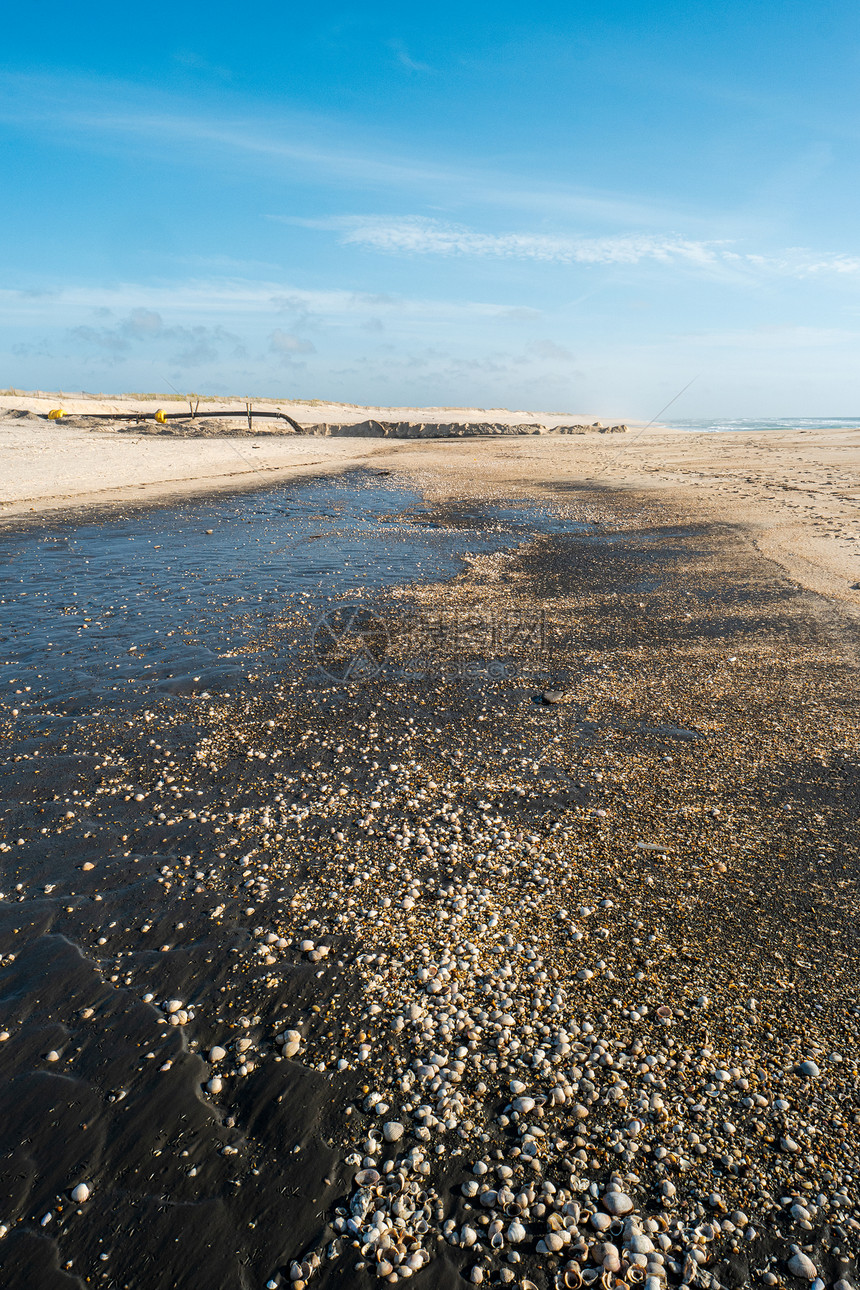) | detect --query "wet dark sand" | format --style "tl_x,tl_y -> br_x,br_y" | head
0,473 -> 858,1290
